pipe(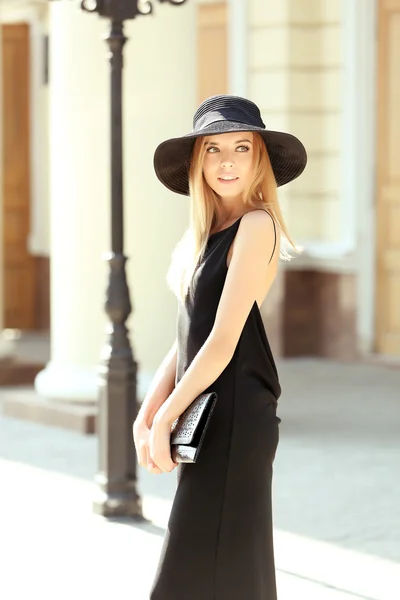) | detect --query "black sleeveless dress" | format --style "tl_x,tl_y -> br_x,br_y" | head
150,214 -> 281,600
